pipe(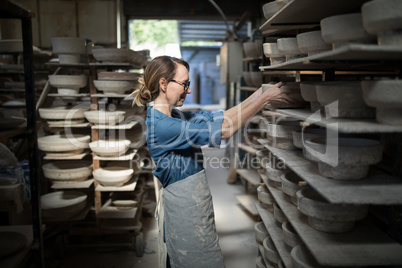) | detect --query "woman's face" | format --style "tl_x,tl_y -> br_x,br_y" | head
166,63 -> 191,107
